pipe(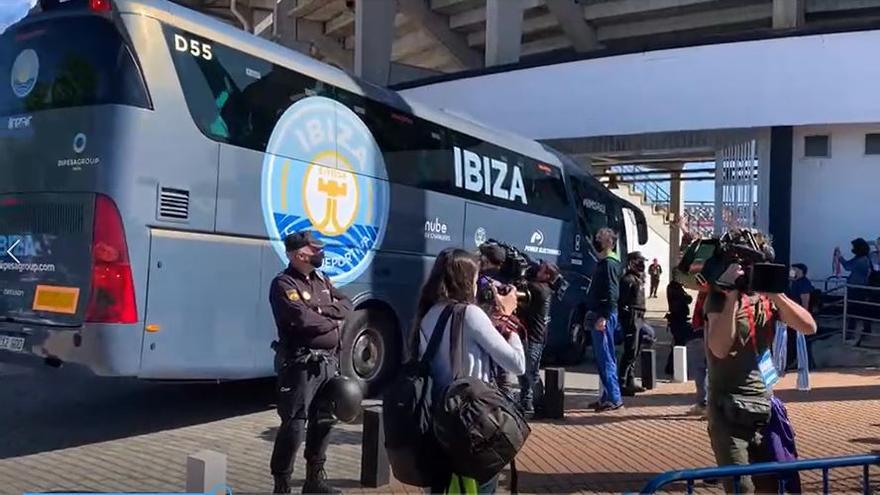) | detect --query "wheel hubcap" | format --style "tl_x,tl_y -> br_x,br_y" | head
352,328 -> 384,380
